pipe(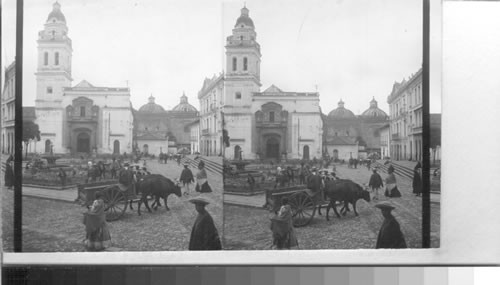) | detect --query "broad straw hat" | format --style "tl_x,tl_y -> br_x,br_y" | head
188,197 -> 210,206
374,201 -> 395,210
